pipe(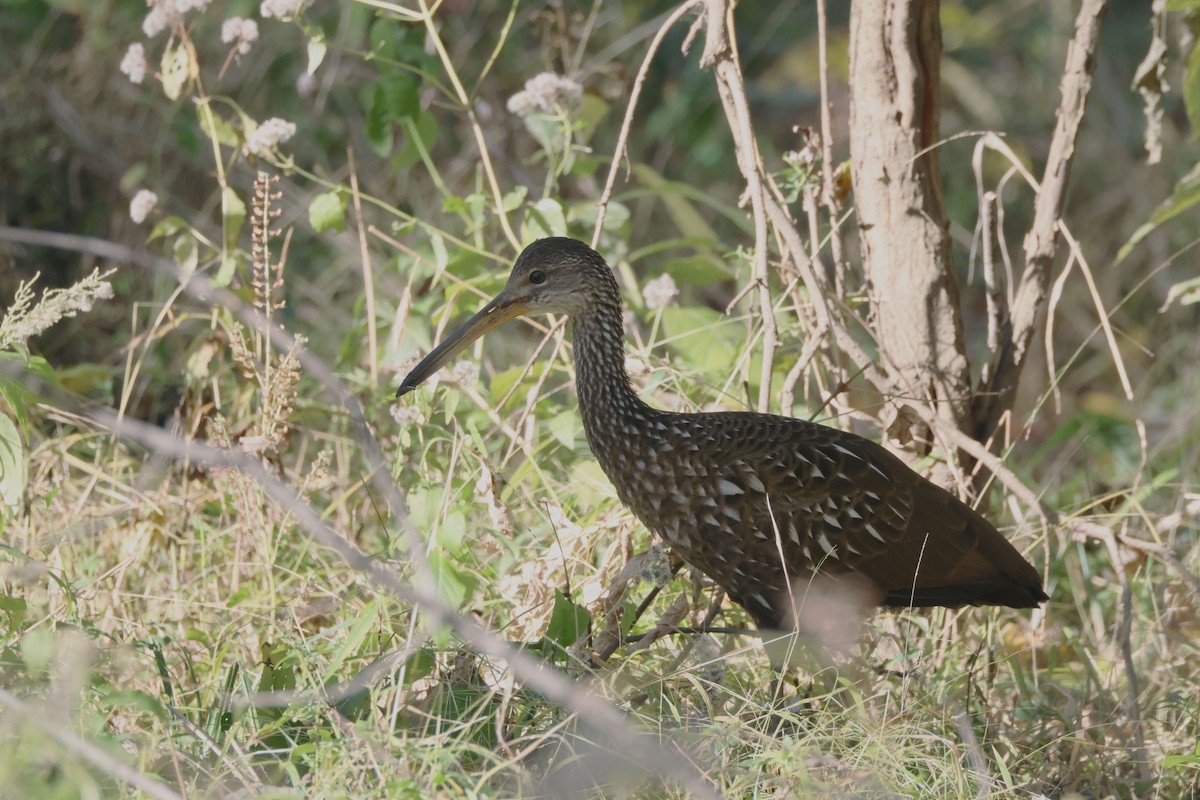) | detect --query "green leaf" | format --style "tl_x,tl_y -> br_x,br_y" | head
323,600 -> 377,680
147,215 -> 186,243
173,233 -> 198,275
401,648 -> 437,684
547,411 -> 578,449
1162,275 -> 1200,308
161,44 -> 191,101
307,37 -> 327,75
502,186 -> 528,212
381,74 -> 420,119
257,643 -> 298,694
392,111 -> 438,171
437,511 -> 467,554
632,163 -> 719,242
1187,37 -> 1200,137
56,364 -> 112,396
0,413 -> 27,514
197,105 -> 239,148
0,593 -> 27,632
521,198 -> 568,241
576,94 -> 610,144
544,589 -> 590,649
366,84 -> 394,156
1117,161 -> 1200,262
427,550 -> 477,609
222,186 -> 246,251
1165,0 -> 1200,11
100,689 -> 167,720
214,256 -> 238,288
0,355 -> 40,430
309,190 -> 346,233
661,306 -> 742,375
